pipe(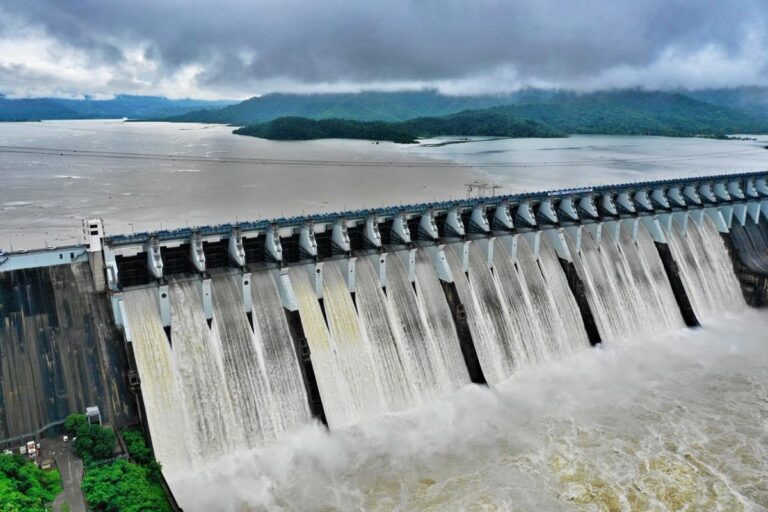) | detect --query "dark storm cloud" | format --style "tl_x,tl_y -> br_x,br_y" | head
1,0 -> 767,97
